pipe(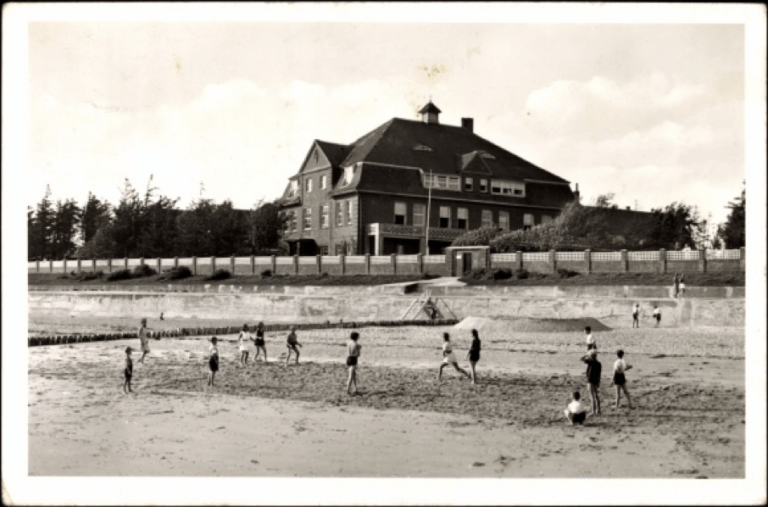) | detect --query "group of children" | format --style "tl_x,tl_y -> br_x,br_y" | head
632,304 -> 663,328
564,326 -> 634,426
